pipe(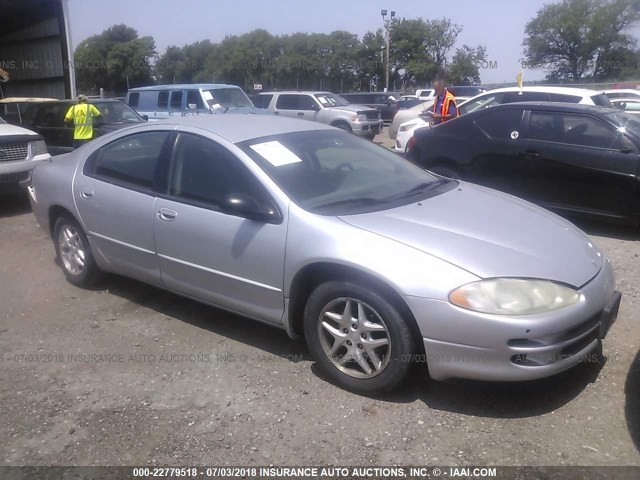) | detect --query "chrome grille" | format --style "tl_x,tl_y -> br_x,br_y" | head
360,110 -> 380,121
0,143 -> 29,162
